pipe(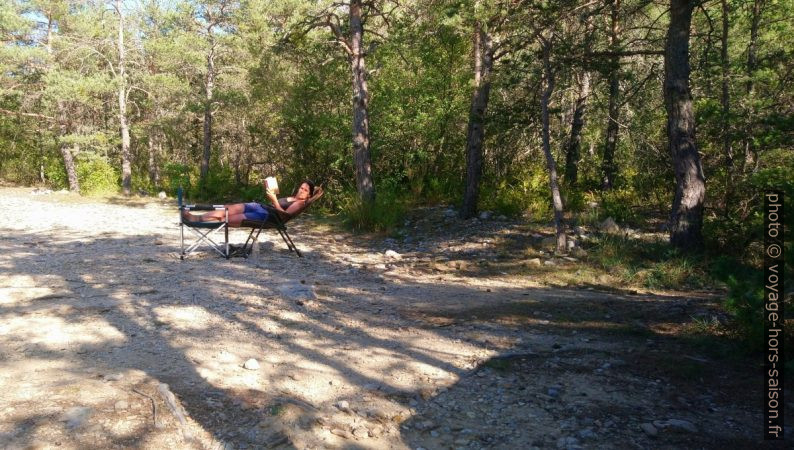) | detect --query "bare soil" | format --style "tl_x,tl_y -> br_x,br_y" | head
0,187 -> 781,449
